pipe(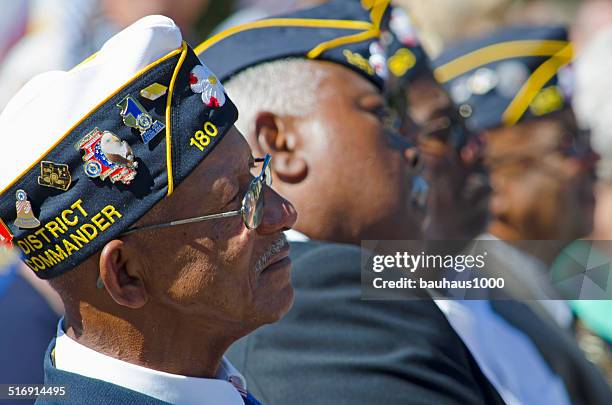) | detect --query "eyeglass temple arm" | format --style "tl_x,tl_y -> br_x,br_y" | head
121,209 -> 243,236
